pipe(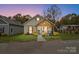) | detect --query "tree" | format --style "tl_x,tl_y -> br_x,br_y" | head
22,15 -> 32,23
13,14 -> 22,23
60,13 -> 78,25
13,14 -> 31,23
43,5 -> 62,23
8,16 -> 12,19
